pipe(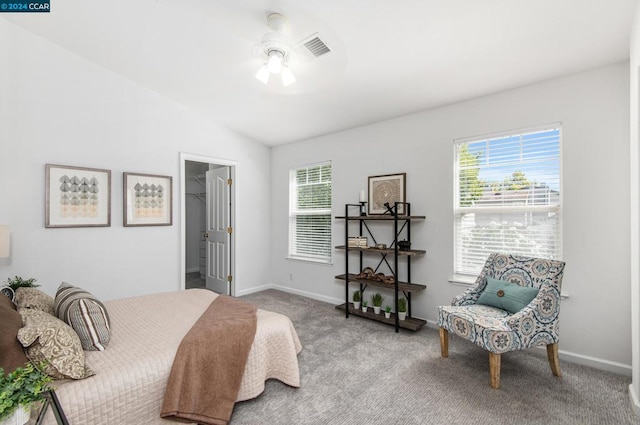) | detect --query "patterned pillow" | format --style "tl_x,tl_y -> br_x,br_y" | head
17,309 -> 94,380
0,295 -> 29,375
54,282 -> 111,351
15,287 -> 55,315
